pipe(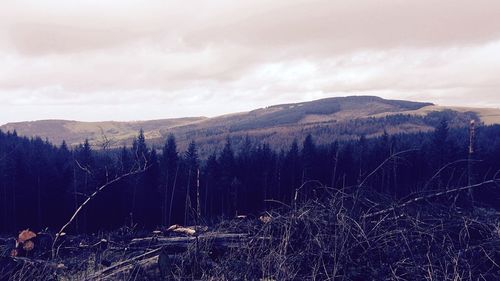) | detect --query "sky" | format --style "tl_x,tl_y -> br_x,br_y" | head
0,0 -> 499,124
